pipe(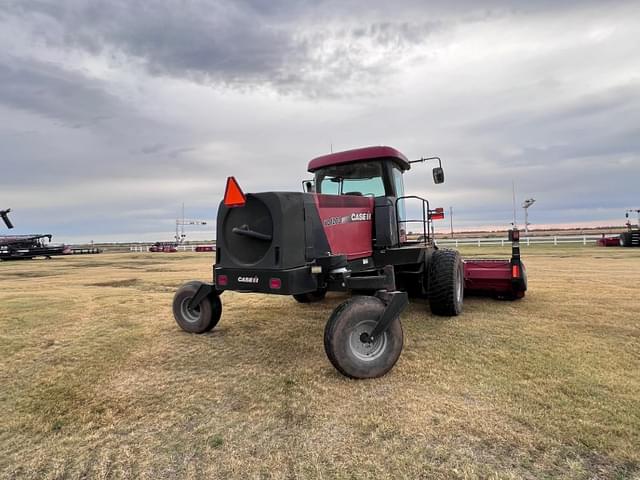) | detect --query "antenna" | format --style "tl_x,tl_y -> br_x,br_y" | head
512,181 -> 517,227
